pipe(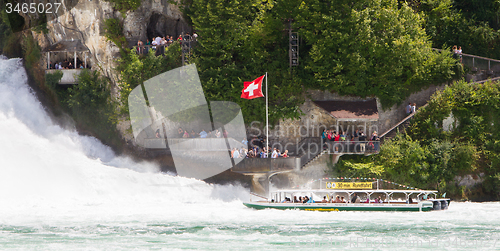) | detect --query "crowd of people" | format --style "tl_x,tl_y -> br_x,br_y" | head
321,129 -> 380,152
245,147 -> 289,159
47,59 -> 88,70
279,193 -> 387,204
136,32 -> 197,54
173,128 -> 290,159
176,127 -> 228,139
